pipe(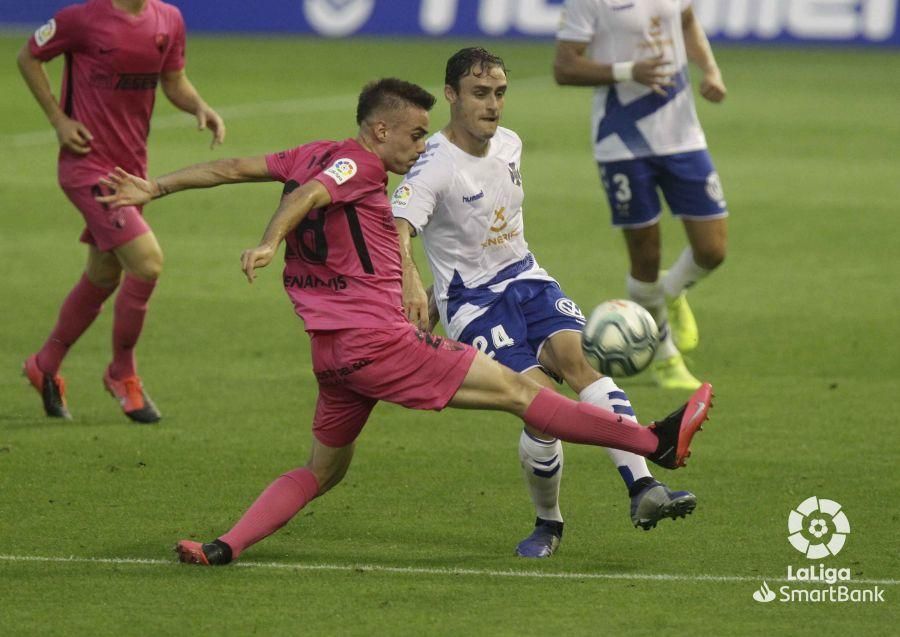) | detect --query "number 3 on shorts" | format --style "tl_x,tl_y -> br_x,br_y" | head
471,324 -> 516,358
